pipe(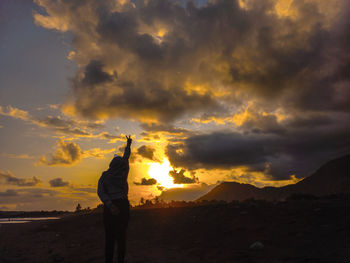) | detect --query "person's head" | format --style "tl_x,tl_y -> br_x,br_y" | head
109,156 -> 128,172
